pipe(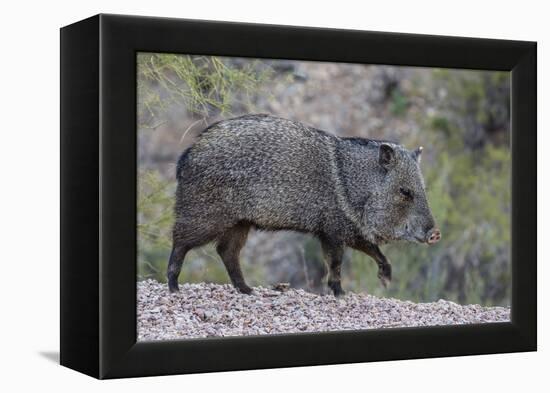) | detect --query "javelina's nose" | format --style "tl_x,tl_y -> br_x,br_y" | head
427,228 -> 441,244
